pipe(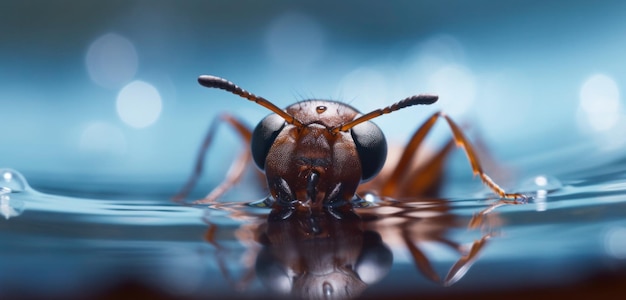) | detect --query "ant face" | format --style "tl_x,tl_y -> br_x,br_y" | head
251,100 -> 387,210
